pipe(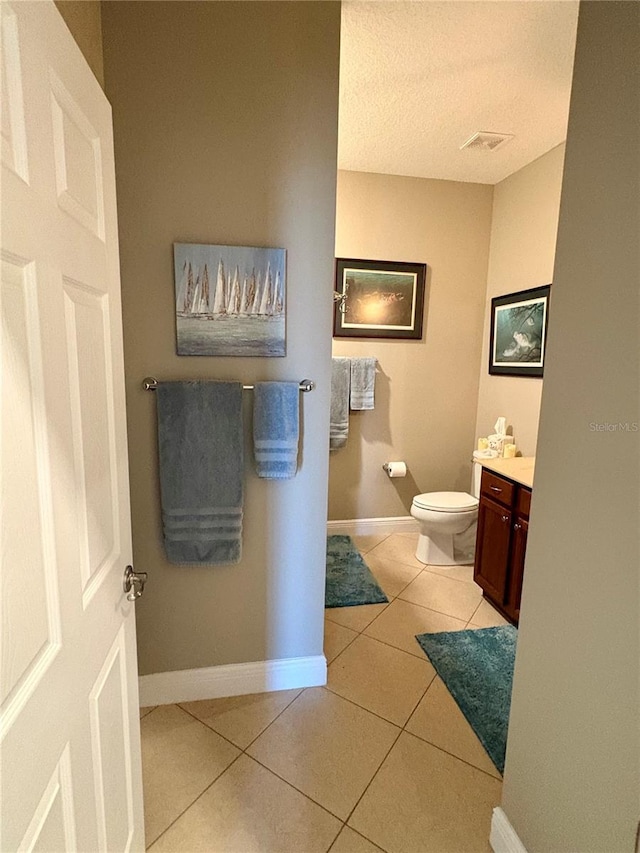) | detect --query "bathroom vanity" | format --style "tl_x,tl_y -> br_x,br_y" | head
473,458 -> 535,626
